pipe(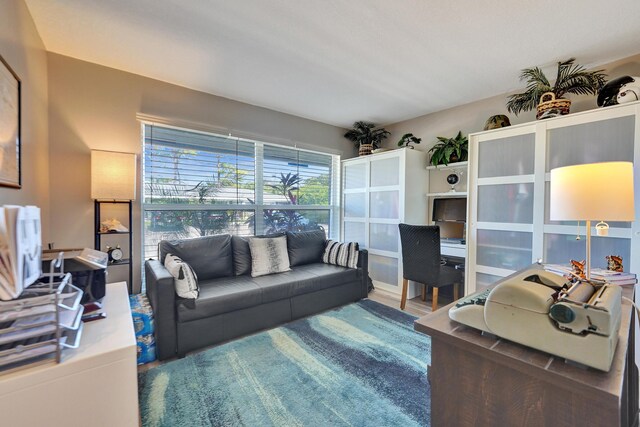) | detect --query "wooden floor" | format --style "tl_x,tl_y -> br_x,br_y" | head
368,288 -> 431,317
368,285 -> 460,318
